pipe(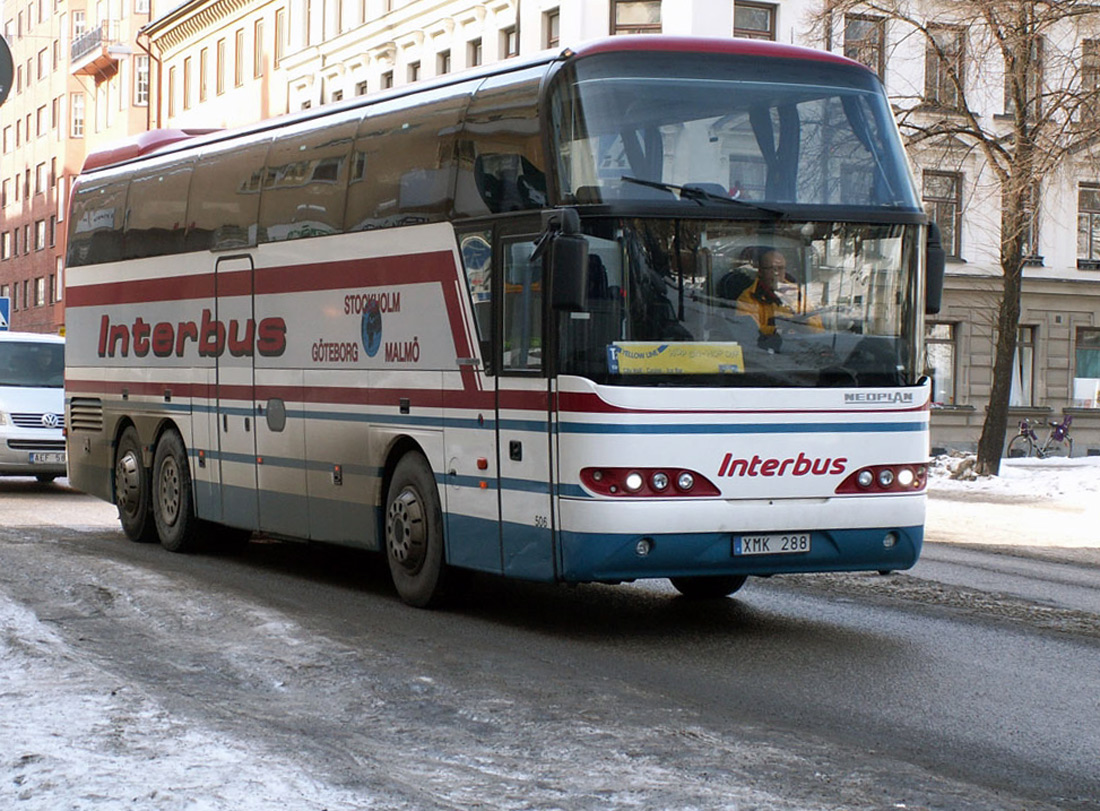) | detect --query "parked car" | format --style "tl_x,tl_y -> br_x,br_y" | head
0,331 -> 66,482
